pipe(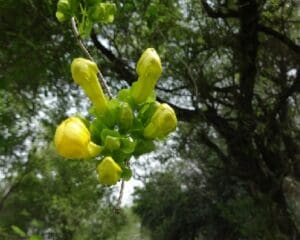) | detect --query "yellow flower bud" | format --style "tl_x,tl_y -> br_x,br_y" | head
144,103 -> 177,139
131,48 -> 162,104
96,157 -> 122,185
71,58 -> 108,113
54,117 -> 101,159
